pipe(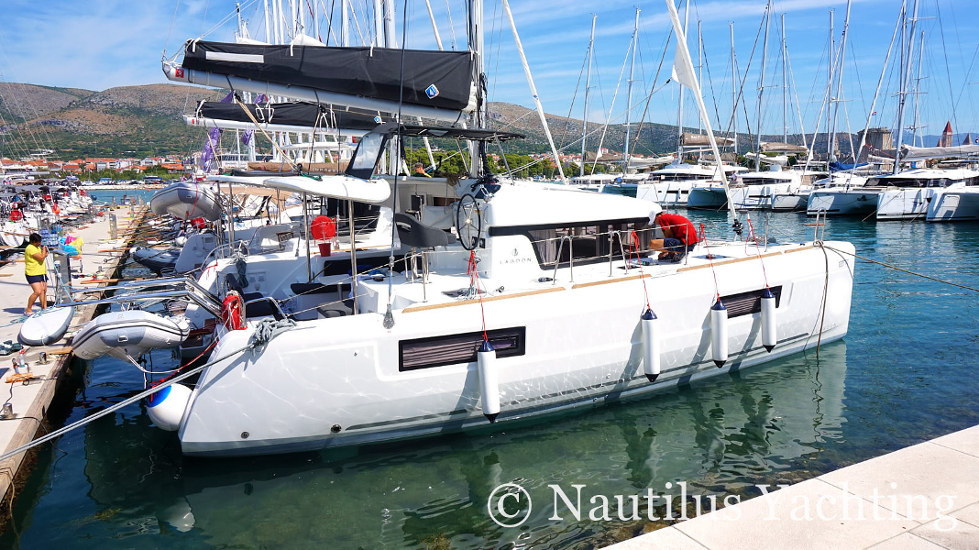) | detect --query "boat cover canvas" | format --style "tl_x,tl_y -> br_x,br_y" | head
196,101 -> 380,131
181,40 -> 476,112
901,144 -> 979,161
760,141 -> 809,153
